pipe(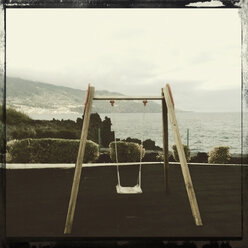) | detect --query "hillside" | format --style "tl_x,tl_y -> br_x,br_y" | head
1,106 -> 114,148
5,77 -> 162,115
